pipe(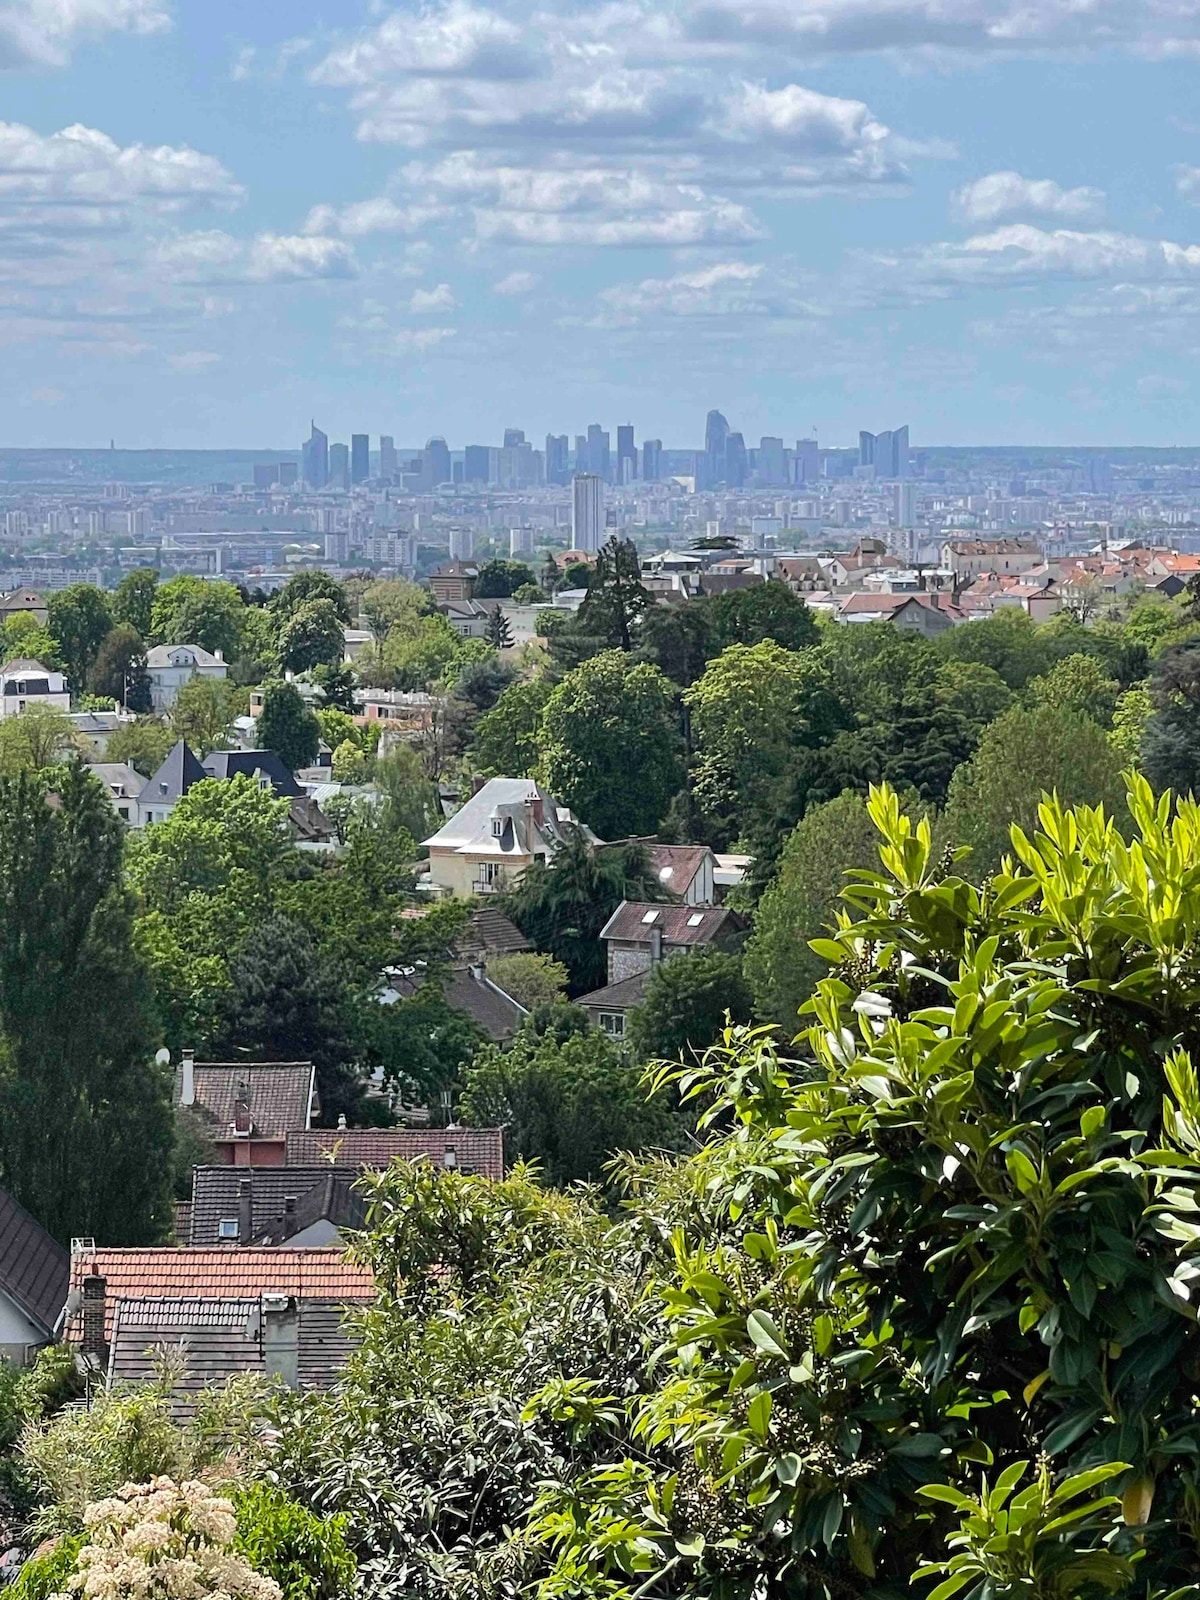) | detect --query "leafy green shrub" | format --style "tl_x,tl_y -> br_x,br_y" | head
7,1531 -> 84,1600
234,1482 -> 356,1600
